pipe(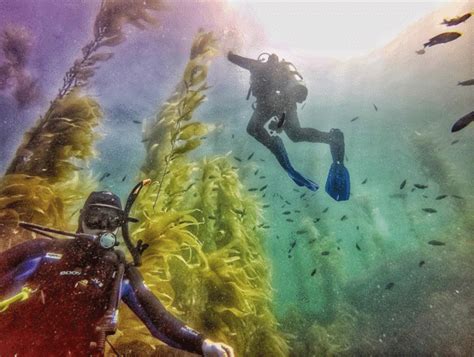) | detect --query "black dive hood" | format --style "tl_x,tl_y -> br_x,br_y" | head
18,179 -> 151,267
